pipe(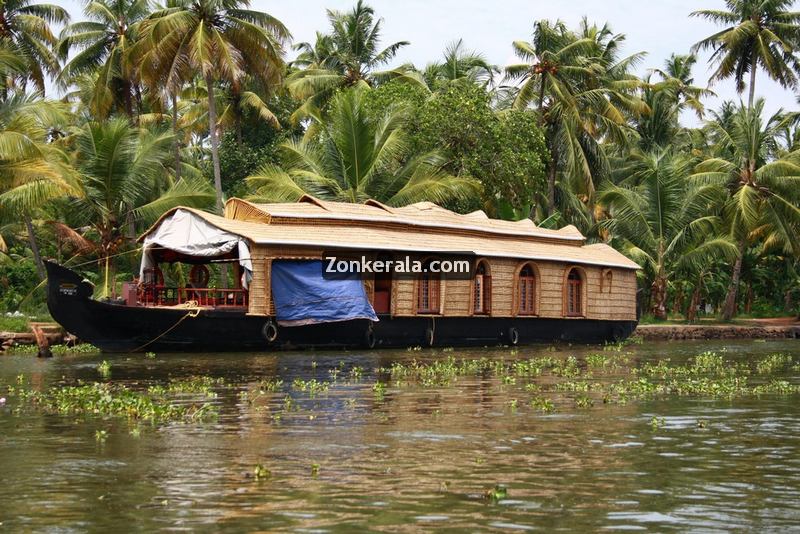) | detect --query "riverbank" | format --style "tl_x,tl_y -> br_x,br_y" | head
635,318 -> 800,341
